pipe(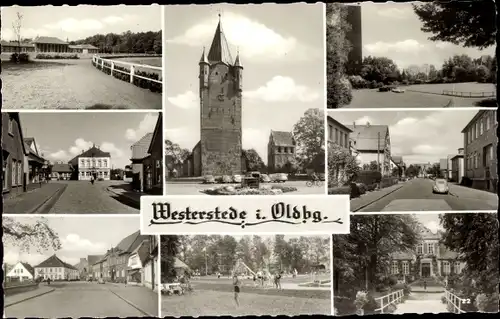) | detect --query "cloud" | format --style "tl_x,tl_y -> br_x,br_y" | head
167,12 -> 316,62
165,127 -> 198,150
411,144 -> 447,155
354,116 -> 375,125
243,128 -> 270,164
244,76 -> 319,103
425,221 -> 443,233
125,113 -> 159,142
364,39 -> 426,55
47,138 -> 125,163
60,234 -> 107,254
376,7 -> 413,19
1,28 -> 50,41
168,91 -> 198,109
